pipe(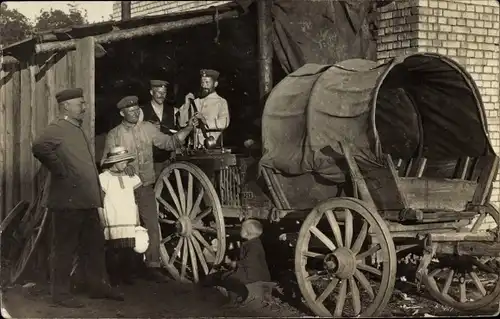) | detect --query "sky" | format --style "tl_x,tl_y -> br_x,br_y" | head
5,1 -> 115,23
